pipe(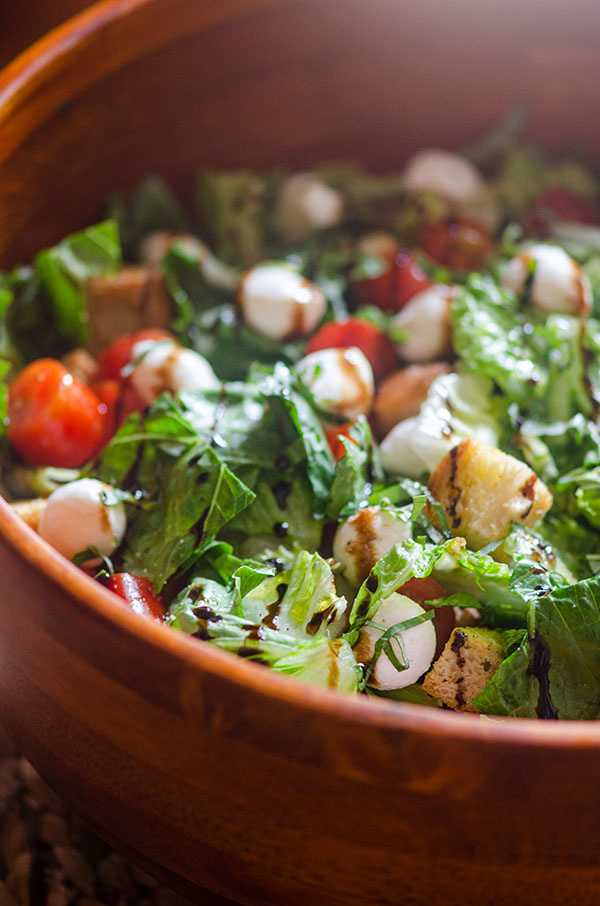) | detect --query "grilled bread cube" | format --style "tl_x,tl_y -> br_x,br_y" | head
422,625 -> 505,711
10,498 -> 47,532
426,438 -> 552,549
86,266 -> 172,353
